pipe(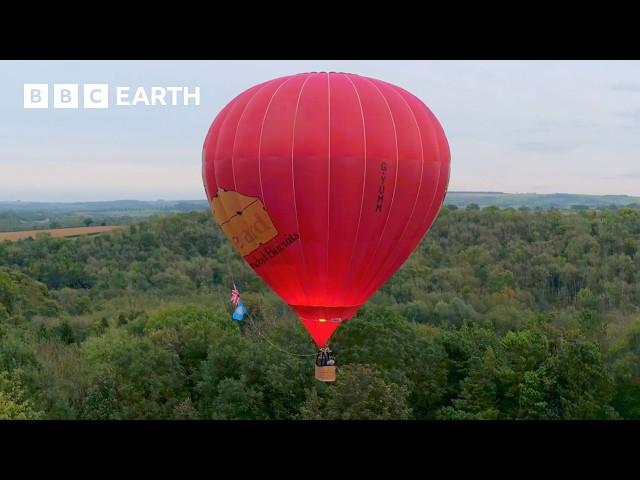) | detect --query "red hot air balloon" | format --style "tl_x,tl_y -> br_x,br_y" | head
202,72 -> 450,350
